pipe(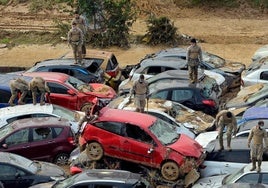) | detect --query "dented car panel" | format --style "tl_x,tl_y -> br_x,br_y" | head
79,107 -> 205,181
107,96 -> 215,135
